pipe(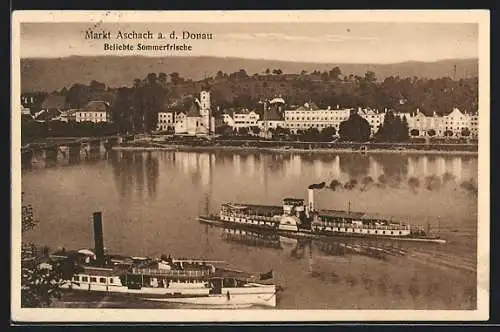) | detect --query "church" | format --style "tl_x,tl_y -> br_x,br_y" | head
174,90 -> 215,136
